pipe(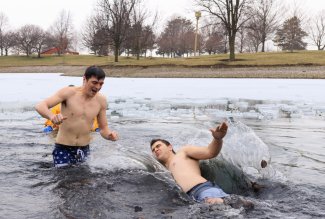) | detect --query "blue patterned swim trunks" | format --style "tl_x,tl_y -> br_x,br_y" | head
186,181 -> 228,202
52,143 -> 90,167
